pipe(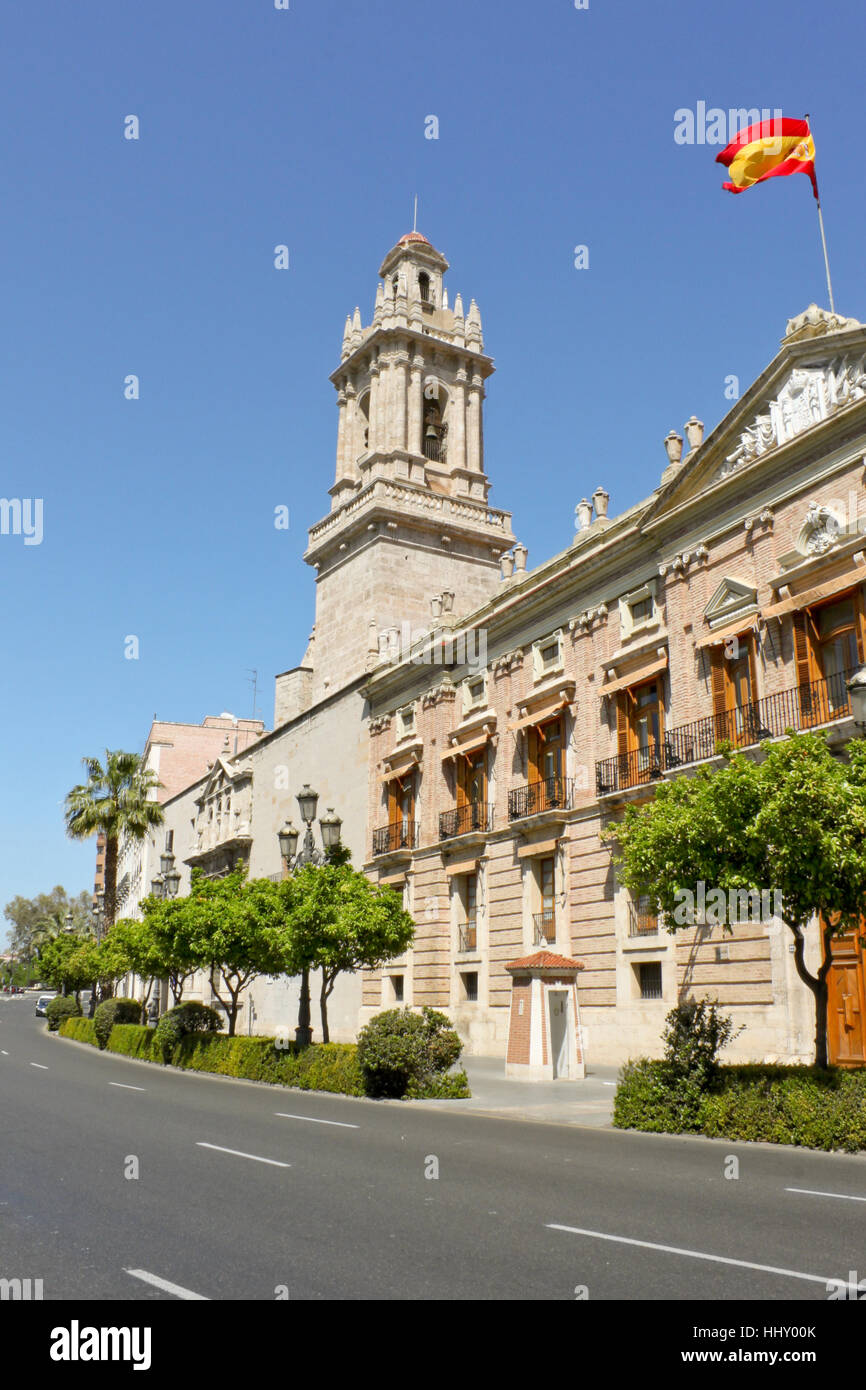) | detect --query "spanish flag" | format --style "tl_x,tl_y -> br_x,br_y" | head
716,117 -> 818,199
